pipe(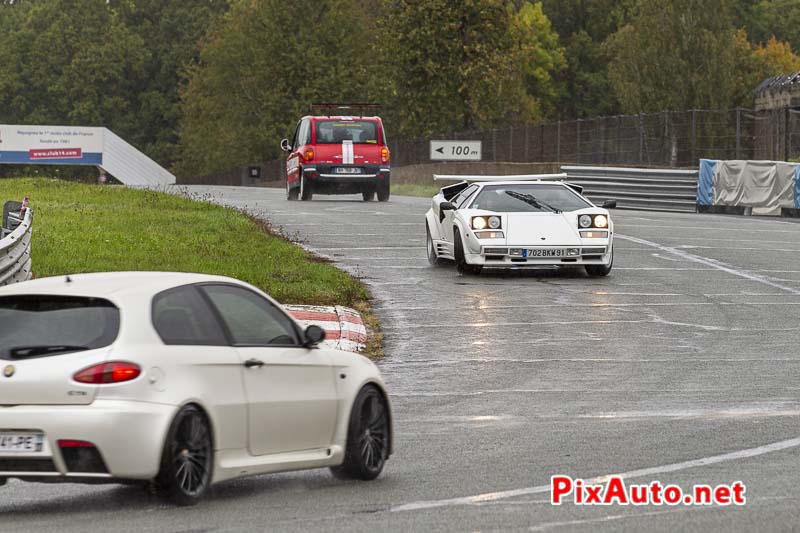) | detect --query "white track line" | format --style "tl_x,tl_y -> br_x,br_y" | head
616,234 -> 800,296
391,436 -> 800,512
